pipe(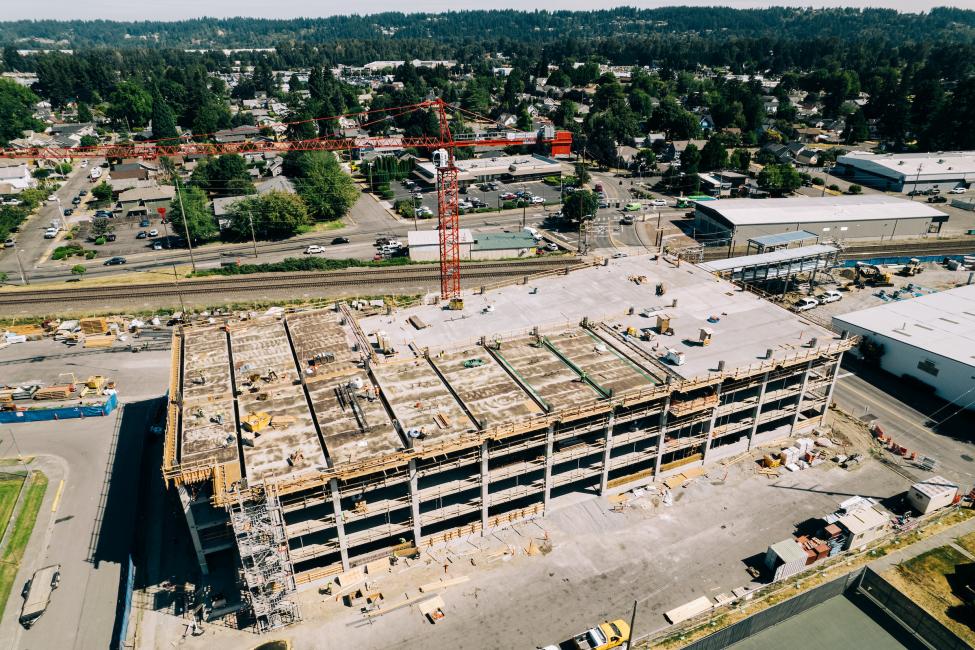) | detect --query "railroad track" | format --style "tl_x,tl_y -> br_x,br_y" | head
0,259 -> 584,306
